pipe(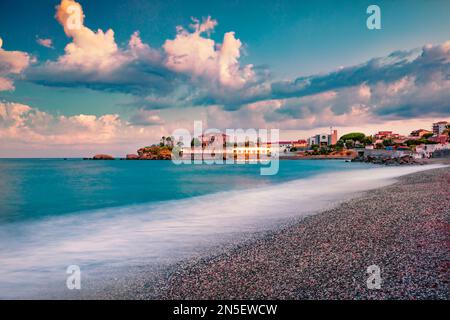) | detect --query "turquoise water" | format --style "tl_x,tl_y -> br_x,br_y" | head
1,159 -> 439,298
0,159 -> 367,224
